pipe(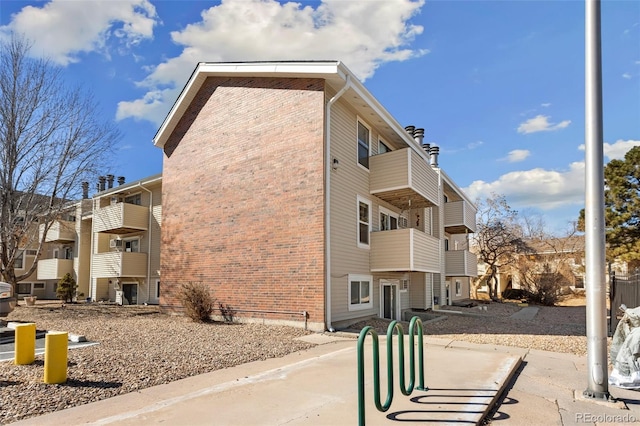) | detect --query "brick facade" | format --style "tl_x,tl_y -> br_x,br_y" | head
161,77 -> 326,330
